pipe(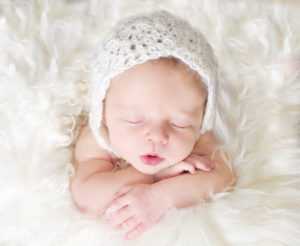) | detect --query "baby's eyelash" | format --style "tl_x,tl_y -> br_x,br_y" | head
170,123 -> 191,129
125,120 -> 144,125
